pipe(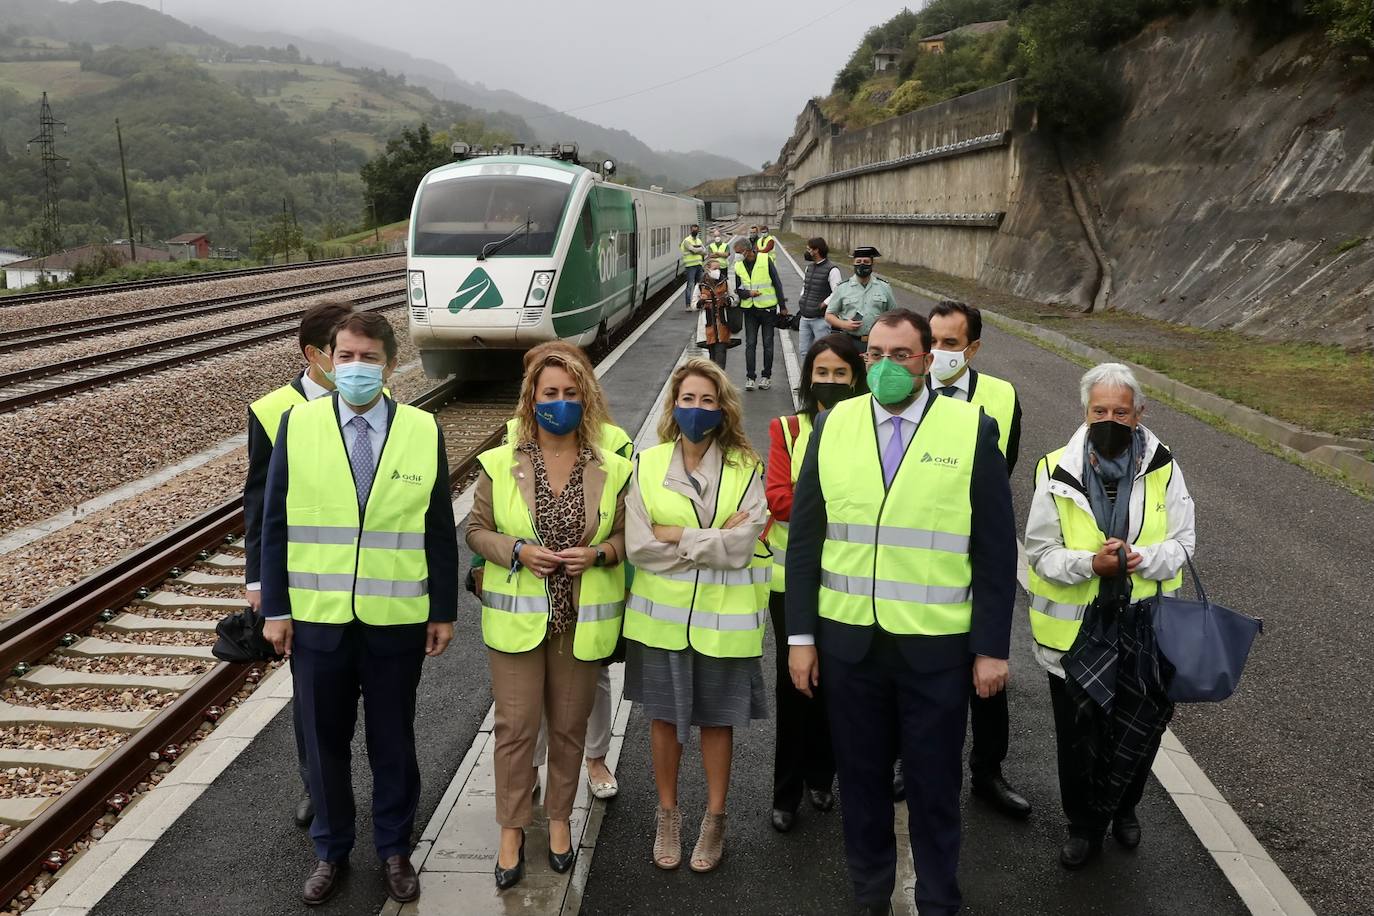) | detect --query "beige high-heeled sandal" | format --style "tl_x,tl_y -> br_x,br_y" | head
653,806 -> 682,870
690,811 -> 726,873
